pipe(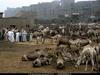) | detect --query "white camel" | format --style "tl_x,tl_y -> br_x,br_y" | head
75,45 -> 98,71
